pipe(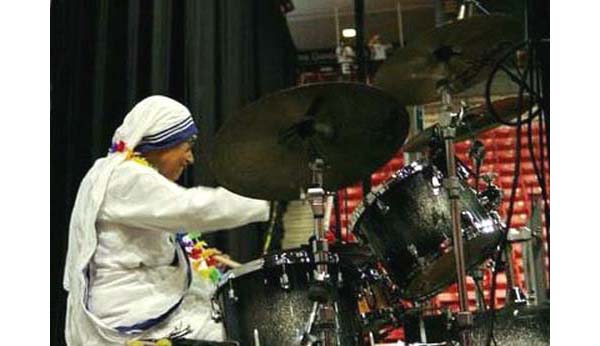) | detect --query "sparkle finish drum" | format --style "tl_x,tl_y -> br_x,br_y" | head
212,247 -> 363,346
350,161 -> 503,300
